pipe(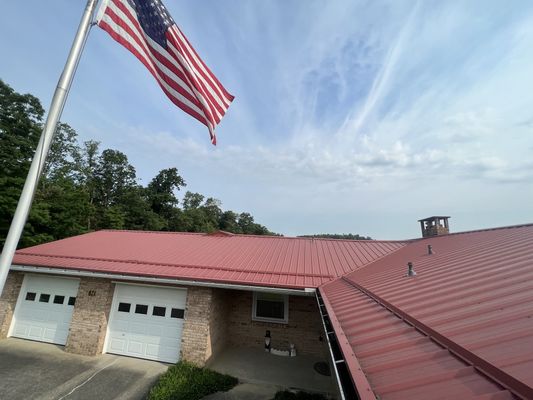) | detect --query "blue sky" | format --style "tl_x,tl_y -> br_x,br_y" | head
1,0 -> 532,239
